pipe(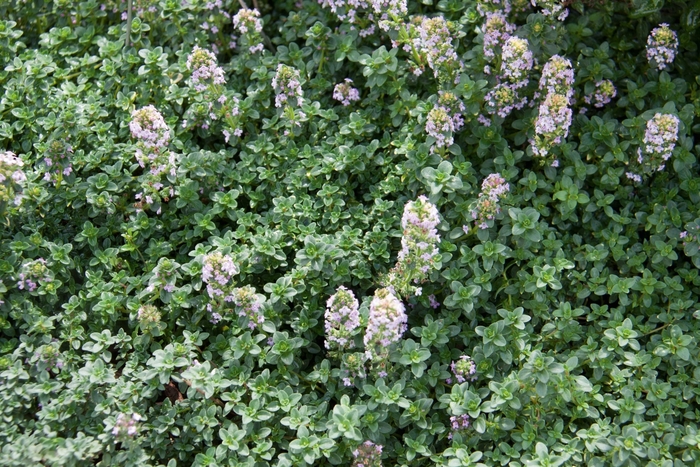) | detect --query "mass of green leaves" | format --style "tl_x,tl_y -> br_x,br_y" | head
1,0 -> 700,466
